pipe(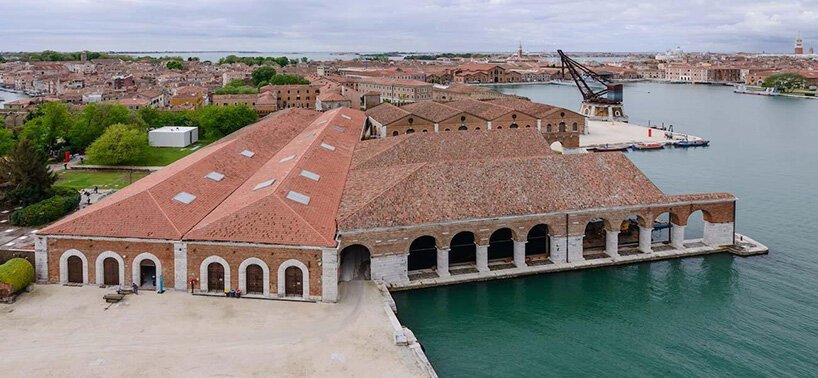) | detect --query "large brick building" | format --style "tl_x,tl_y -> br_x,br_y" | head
365,98 -> 585,148
36,107 -> 740,303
